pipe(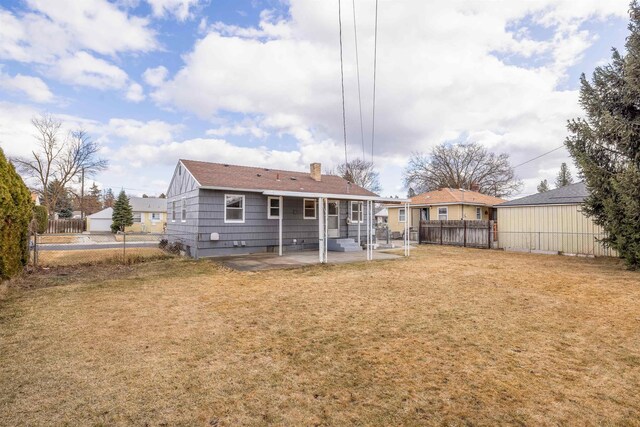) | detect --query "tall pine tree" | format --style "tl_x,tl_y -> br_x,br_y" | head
111,190 -> 133,233
566,0 -> 640,268
537,179 -> 550,193
554,163 -> 574,188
